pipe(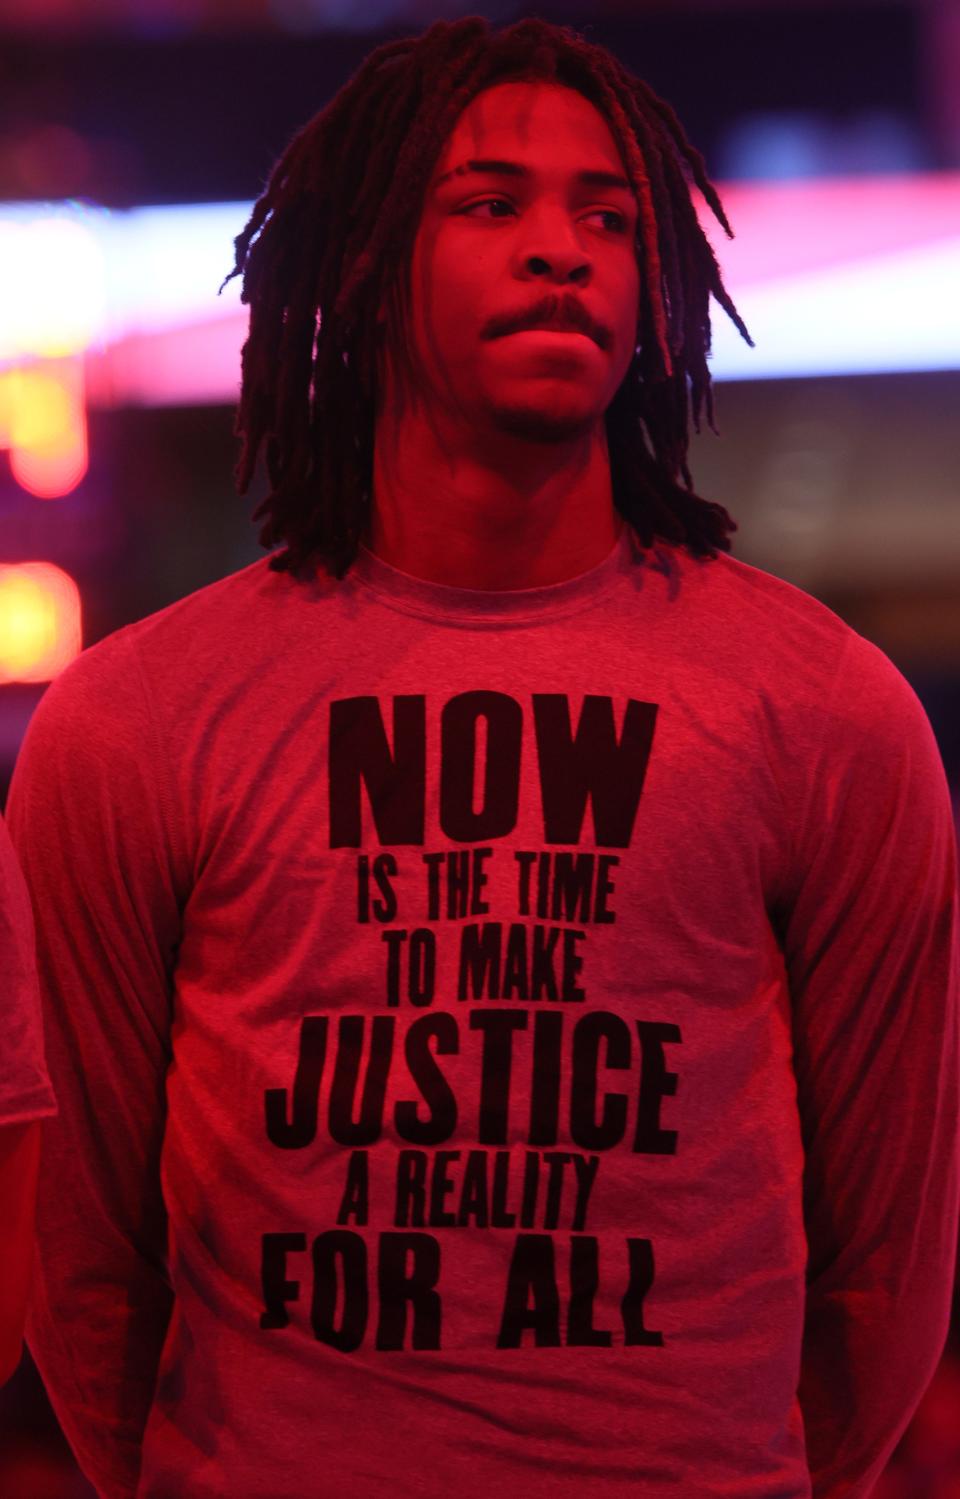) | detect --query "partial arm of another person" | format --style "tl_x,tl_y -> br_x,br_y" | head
0,1119 -> 42,1385
782,635 -> 960,1498
0,808 -> 57,1388
6,635 -> 186,1499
